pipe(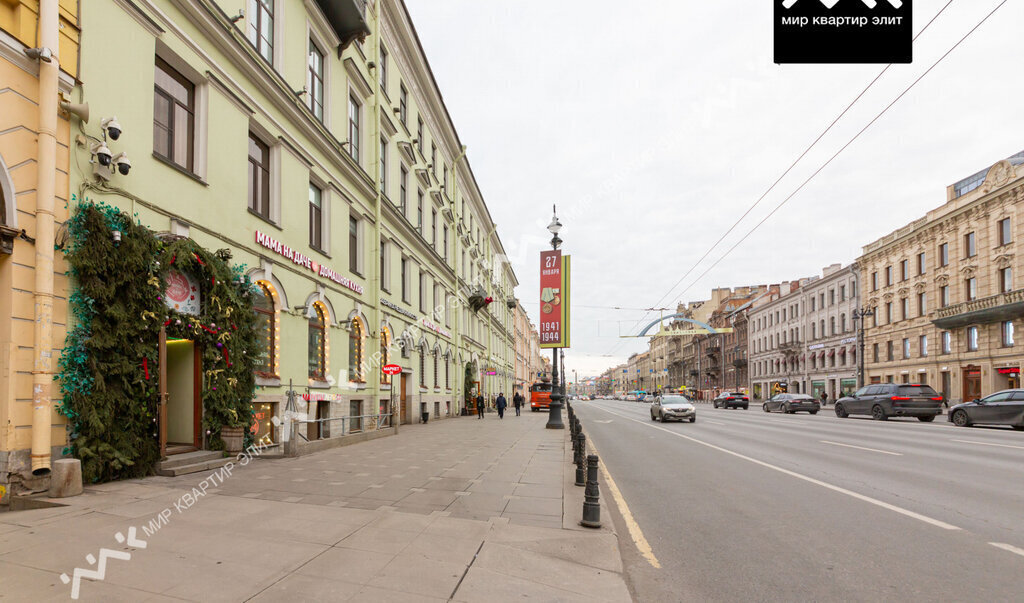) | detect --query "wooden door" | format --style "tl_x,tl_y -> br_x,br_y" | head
962,366 -> 981,402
